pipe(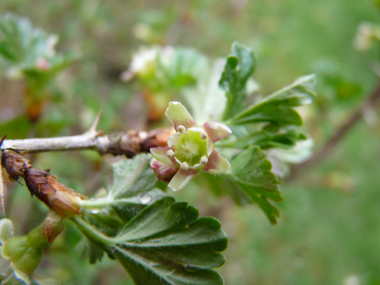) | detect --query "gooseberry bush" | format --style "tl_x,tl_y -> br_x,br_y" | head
0,14 -> 316,284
